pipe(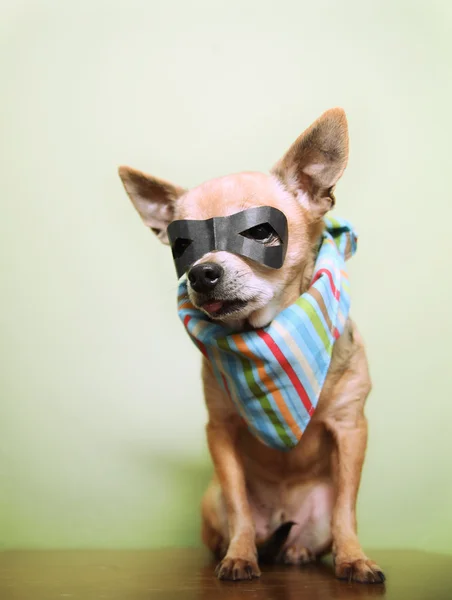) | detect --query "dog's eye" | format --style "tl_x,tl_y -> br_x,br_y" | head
241,223 -> 280,244
172,237 -> 192,259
